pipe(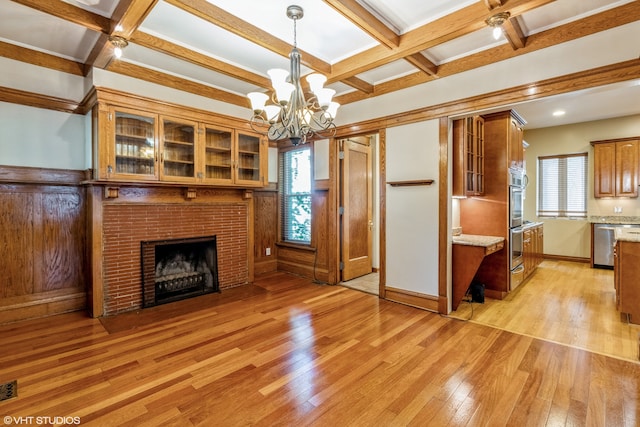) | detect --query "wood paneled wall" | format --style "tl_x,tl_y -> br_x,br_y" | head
0,166 -> 87,323
253,189 -> 278,275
